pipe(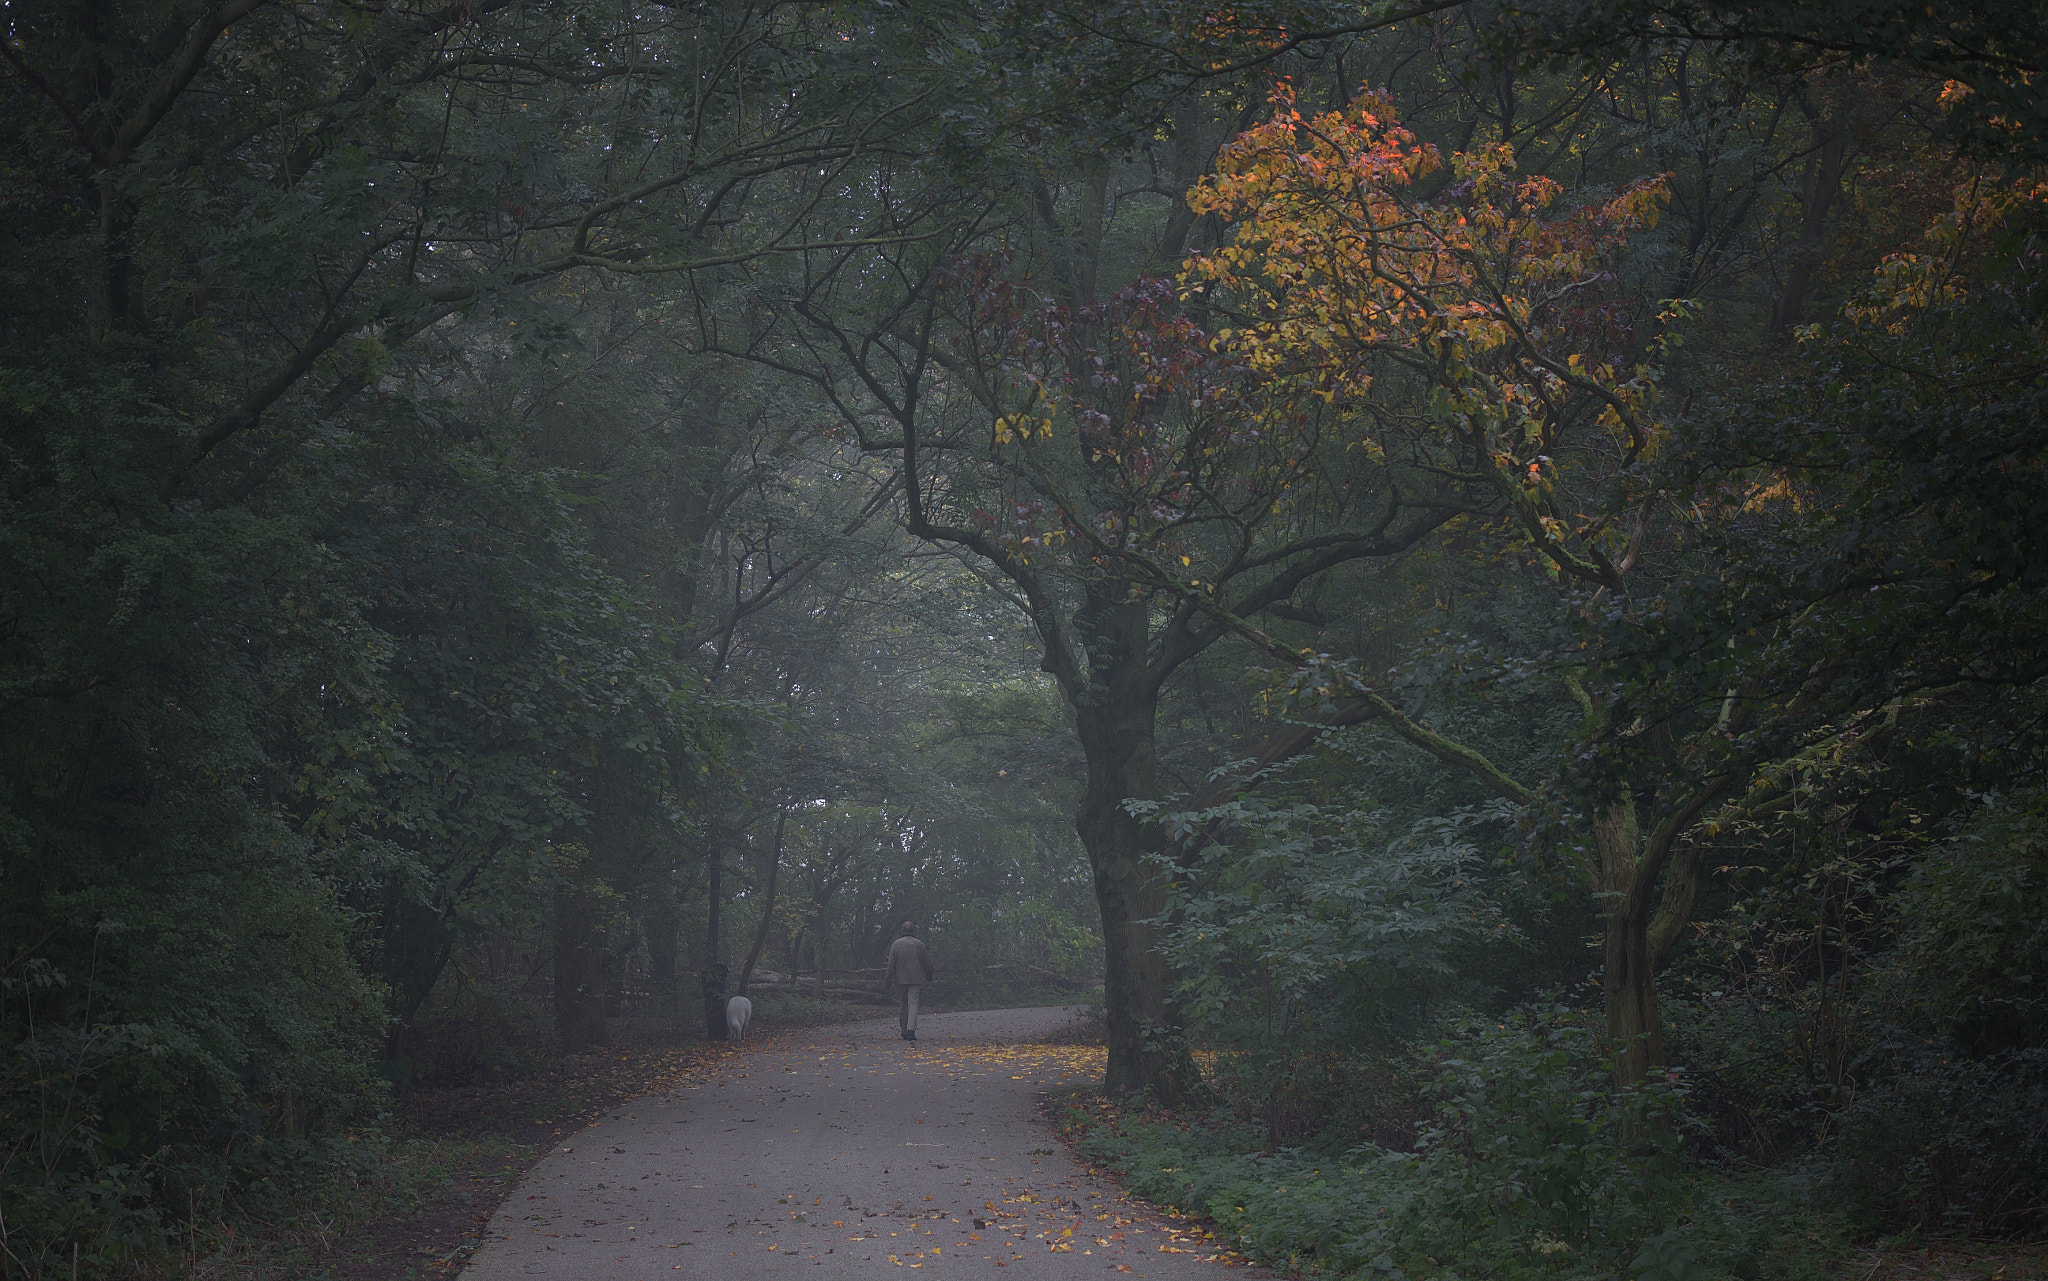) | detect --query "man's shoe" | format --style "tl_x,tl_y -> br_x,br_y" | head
900,1029 -> 909,1040
906,1030 -> 917,1041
